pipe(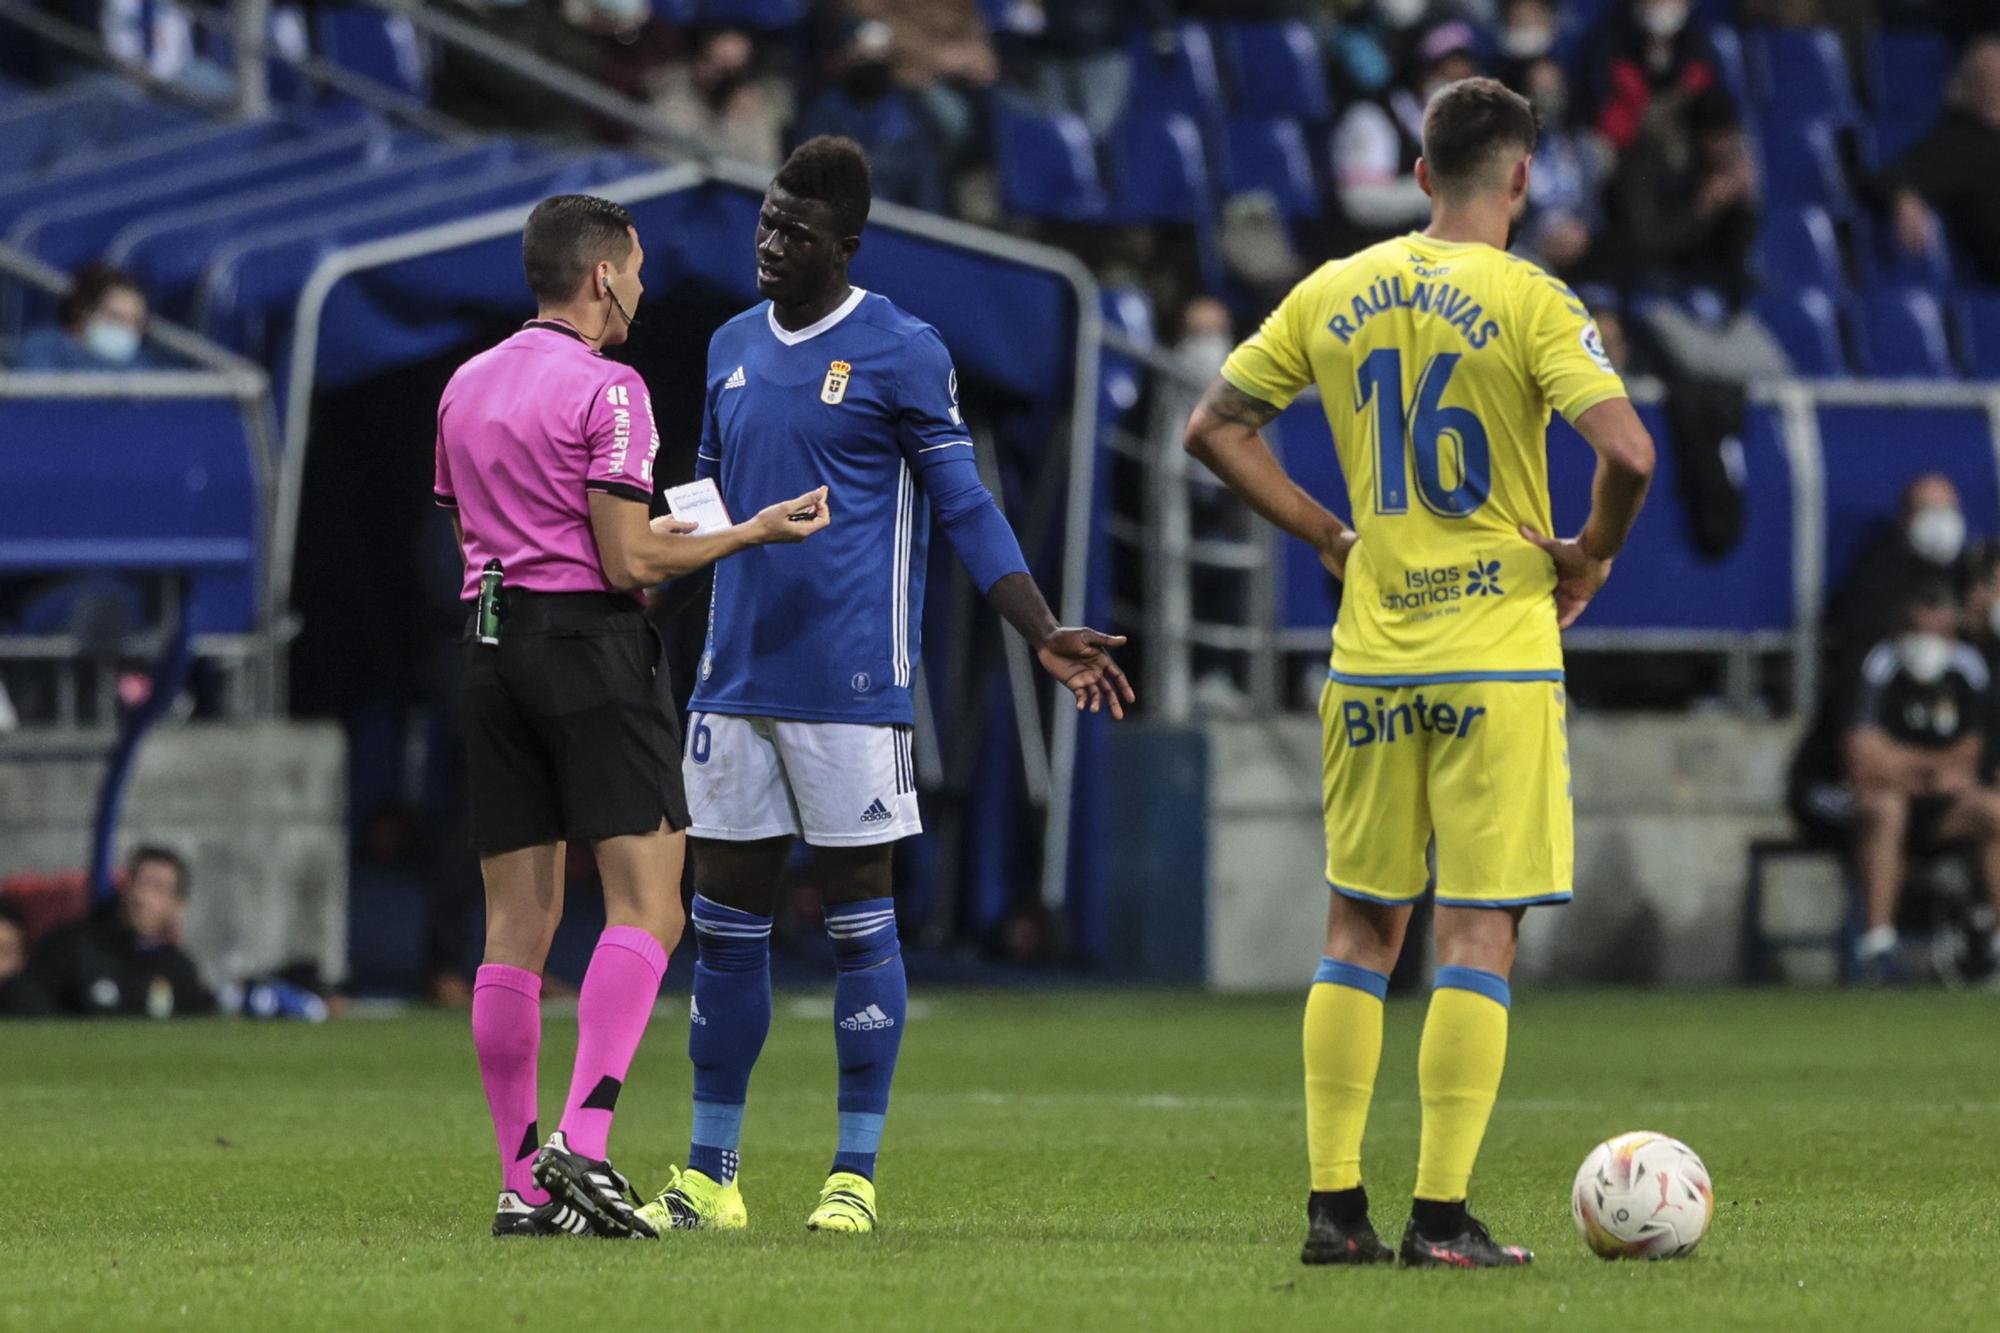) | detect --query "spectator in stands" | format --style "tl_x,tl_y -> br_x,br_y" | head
1331,21 -> 1481,250
1610,86 -> 1788,383
1495,0 -> 1560,88
840,0 -> 996,174
1833,583 -> 2000,982
1579,0 -> 1729,155
999,0 -> 1169,140
10,264 -> 157,371
795,20 -> 944,213
1513,54 -> 1605,279
28,846 -> 215,1017
1832,473 -> 1974,665
654,27 -> 788,166
1327,0 -> 1445,106
0,900 -> 55,1018
1885,37 -> 2000,286
430,0 -> 603,139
